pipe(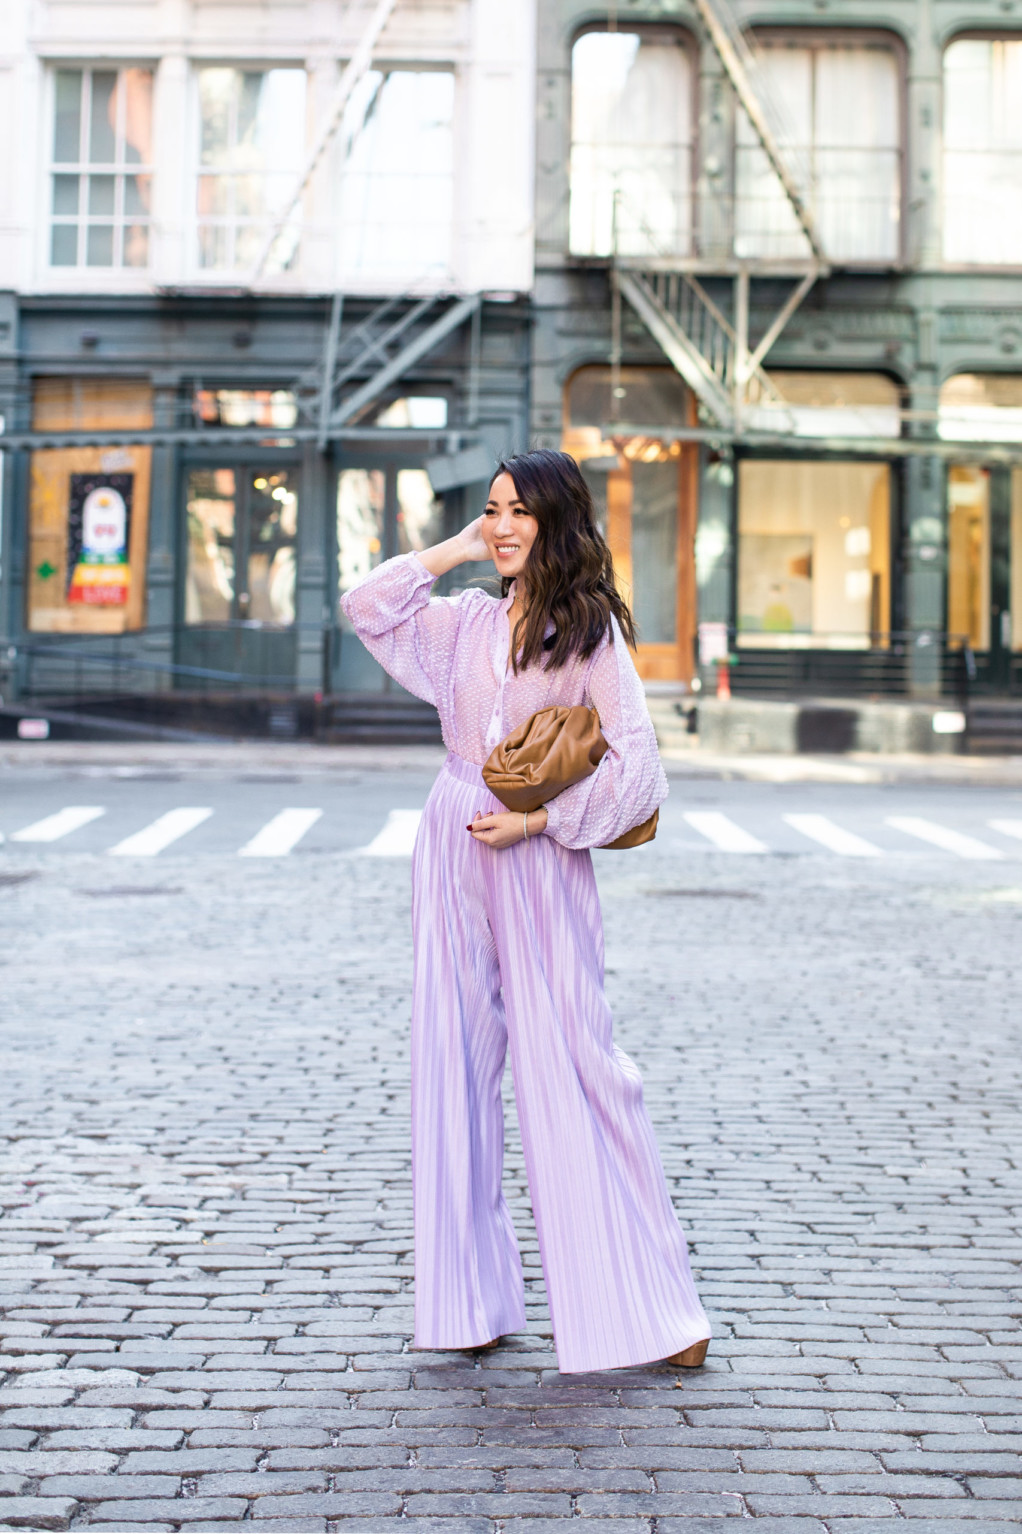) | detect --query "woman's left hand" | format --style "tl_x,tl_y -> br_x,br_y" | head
467,808 -> 547,848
